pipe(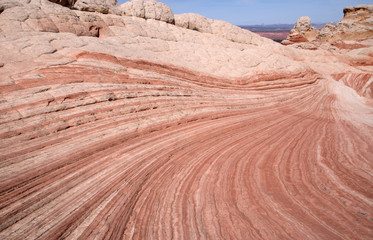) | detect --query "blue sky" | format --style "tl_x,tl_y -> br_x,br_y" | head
118,0 -> 373,25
